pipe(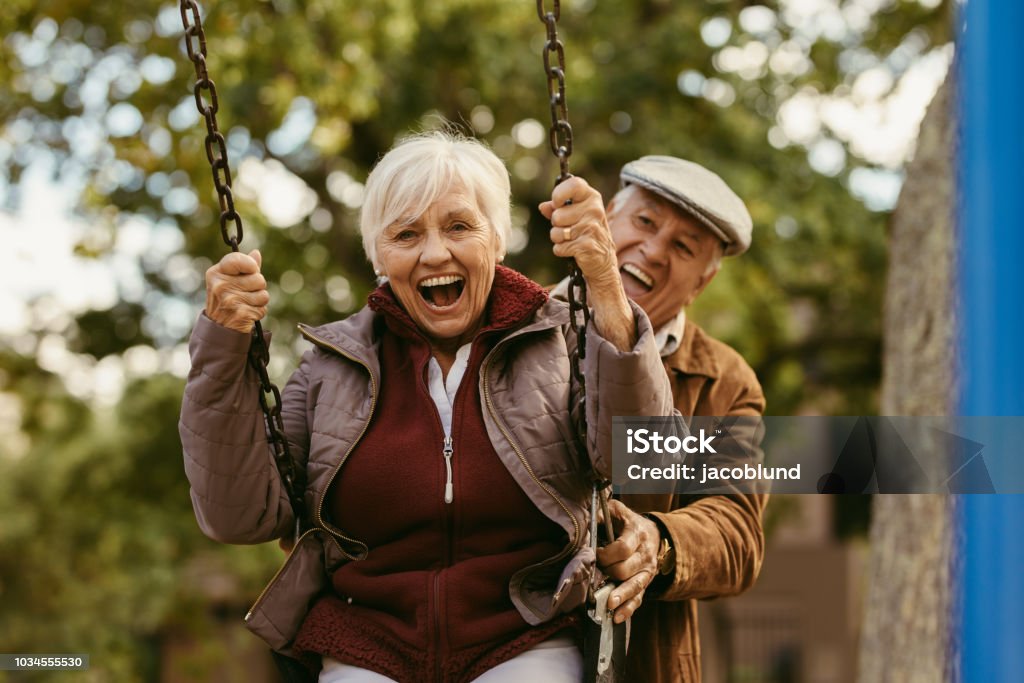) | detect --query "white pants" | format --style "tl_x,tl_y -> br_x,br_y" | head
318,636 -> 582,683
